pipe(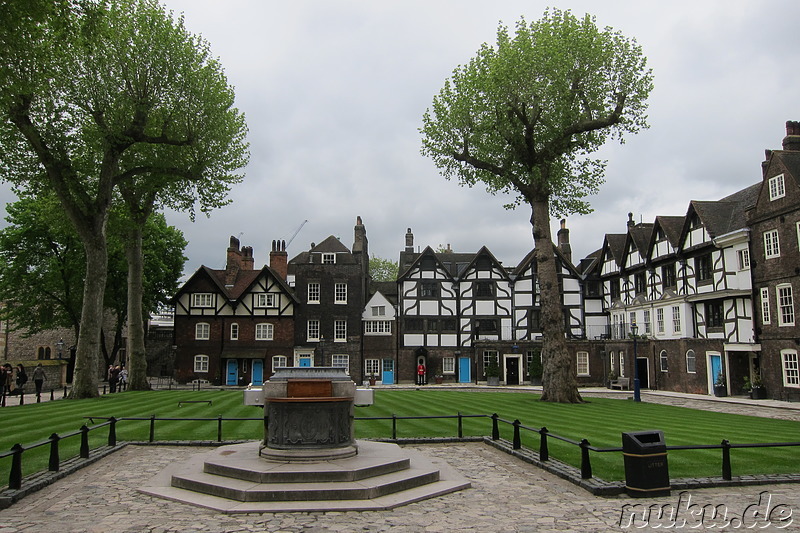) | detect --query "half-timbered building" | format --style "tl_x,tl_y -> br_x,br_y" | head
172,237 -> 297,385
